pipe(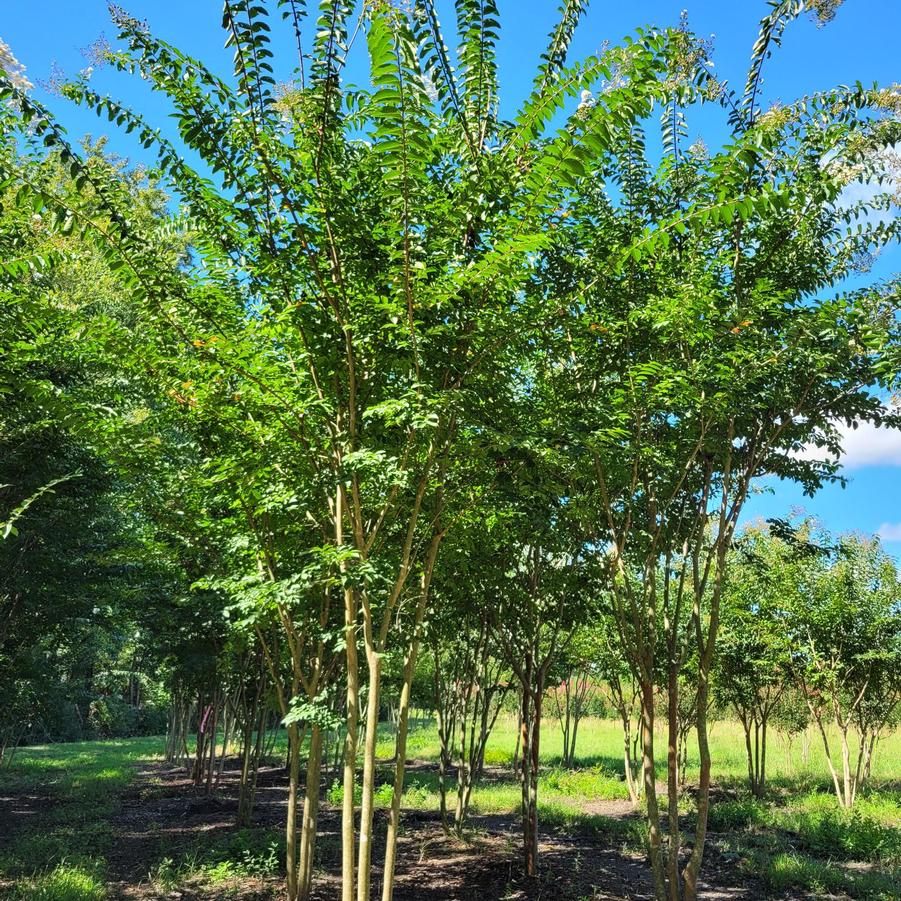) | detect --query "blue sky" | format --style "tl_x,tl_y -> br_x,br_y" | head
4,0 -> 901,547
